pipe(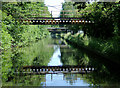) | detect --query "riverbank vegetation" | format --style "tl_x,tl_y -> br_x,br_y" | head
60,43 -> 120,87
2,38 -> 54,83
60,1 -> 120,63
1,2 -> 54,83
63,33 -> 120,64
1,1 -> 120,87
1,2 -> 50,50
